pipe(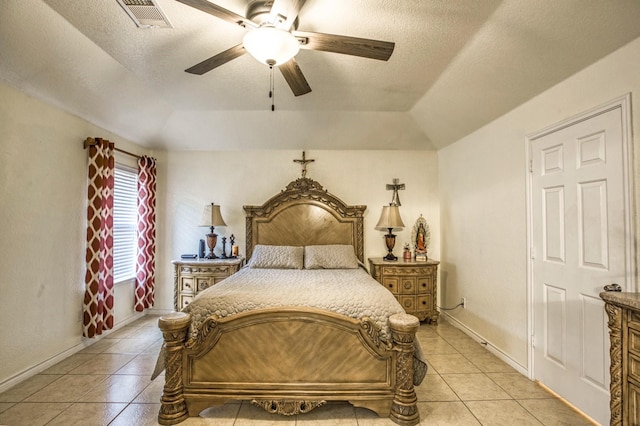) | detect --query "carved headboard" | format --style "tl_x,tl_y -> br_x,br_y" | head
244,178 -> 366,262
